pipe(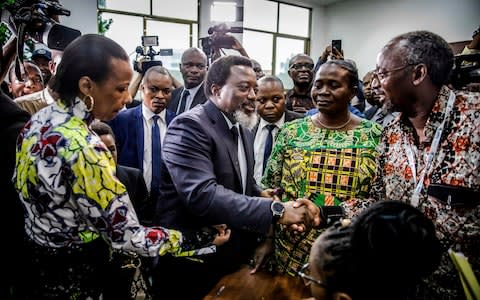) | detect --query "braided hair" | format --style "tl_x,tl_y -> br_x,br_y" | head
311,201 -> 441,300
